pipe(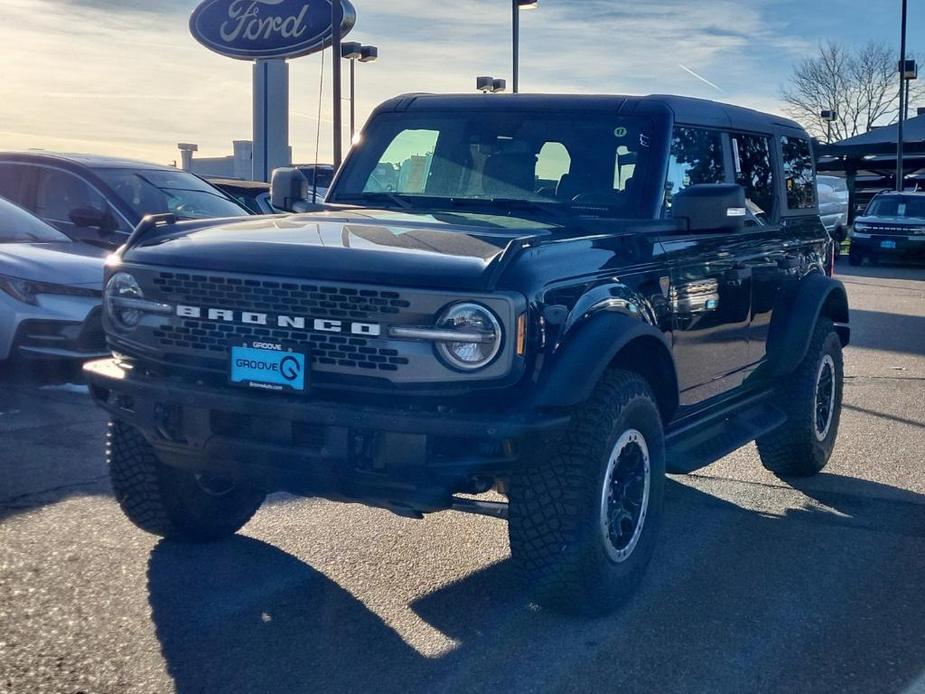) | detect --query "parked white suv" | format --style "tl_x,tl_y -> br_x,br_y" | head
0,196 -> 107,362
